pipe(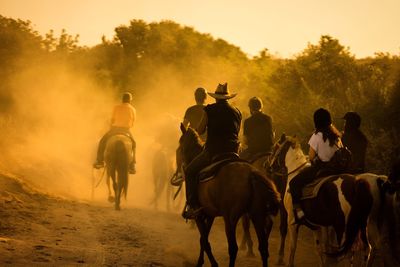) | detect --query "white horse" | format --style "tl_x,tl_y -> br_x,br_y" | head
271,135 -> 387,267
